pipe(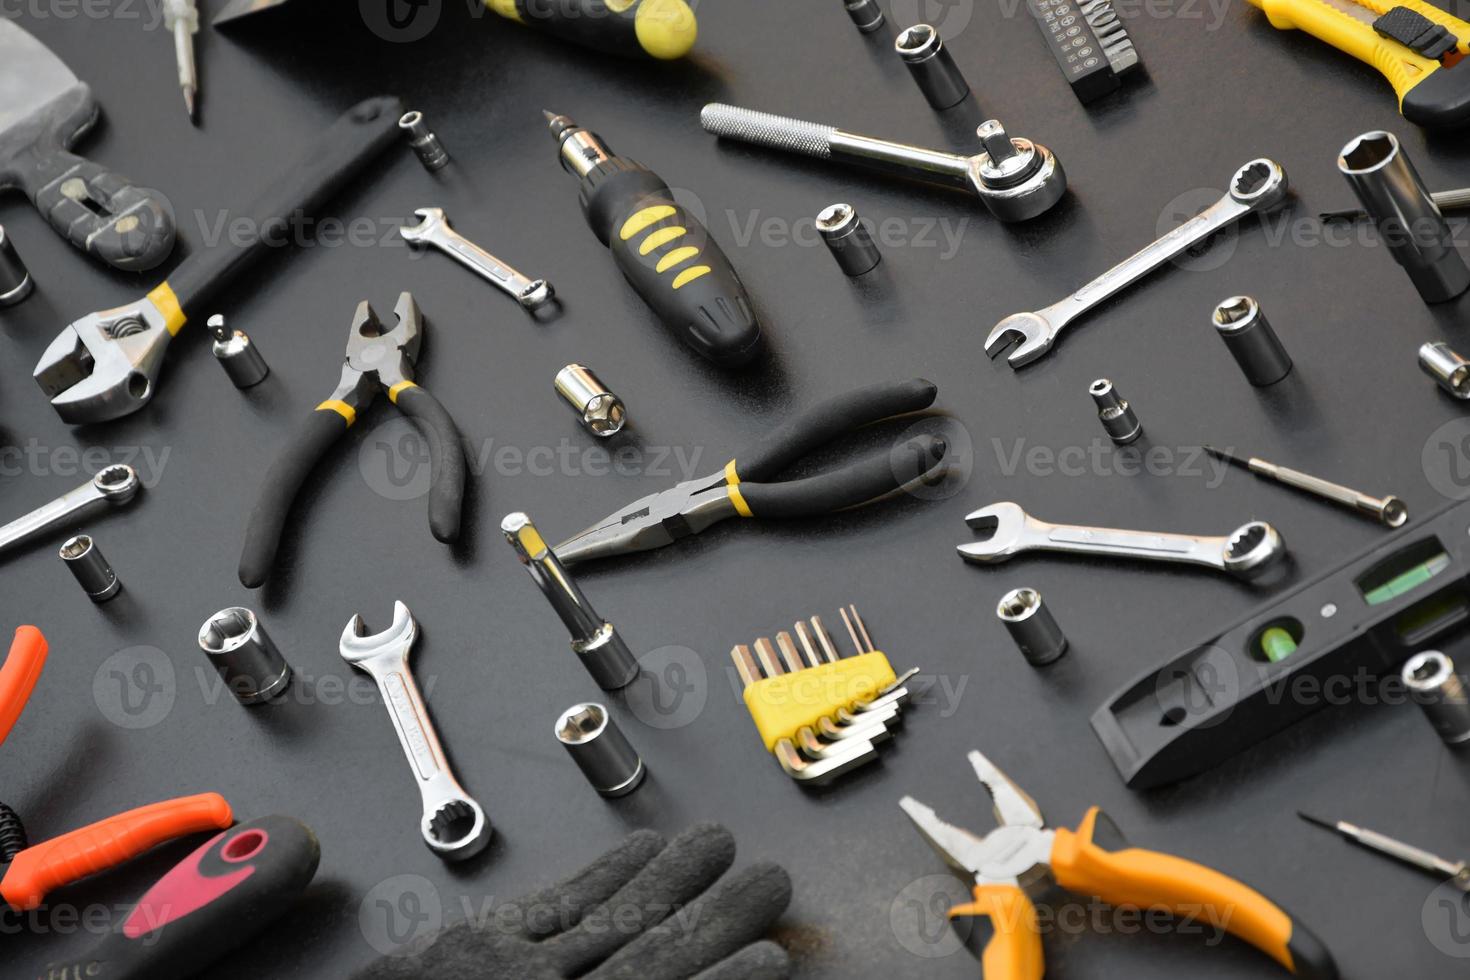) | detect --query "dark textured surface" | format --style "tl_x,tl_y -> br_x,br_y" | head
3,1 -> 1470,977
